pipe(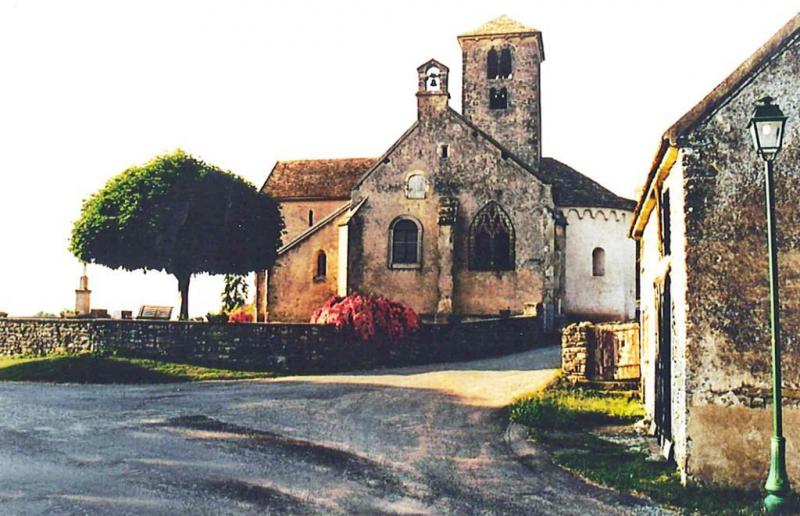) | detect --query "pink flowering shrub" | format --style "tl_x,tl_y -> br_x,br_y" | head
311,293 -> 421,344
228,304 -> 254,323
